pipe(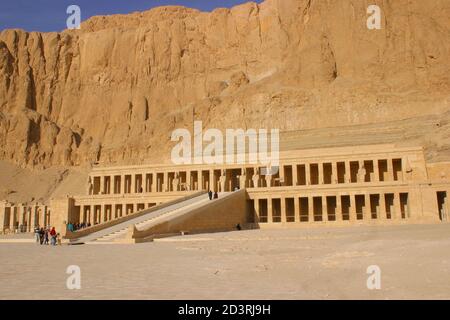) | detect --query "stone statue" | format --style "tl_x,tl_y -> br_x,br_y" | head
172,173 -> 180,192
357,165 -> 366,182
238,168 -> 247,189
87,176 -> 93,195
252,168 -> 260,188
219,170 -> 227,192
